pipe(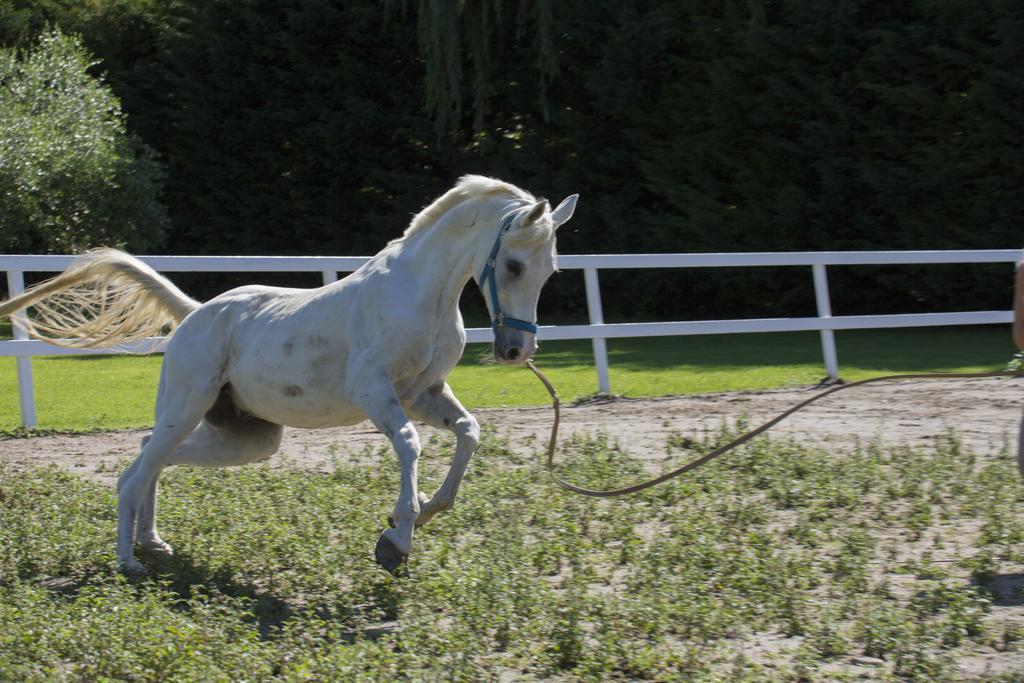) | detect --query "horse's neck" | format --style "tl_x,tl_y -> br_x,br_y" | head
391,197 -> 509,318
